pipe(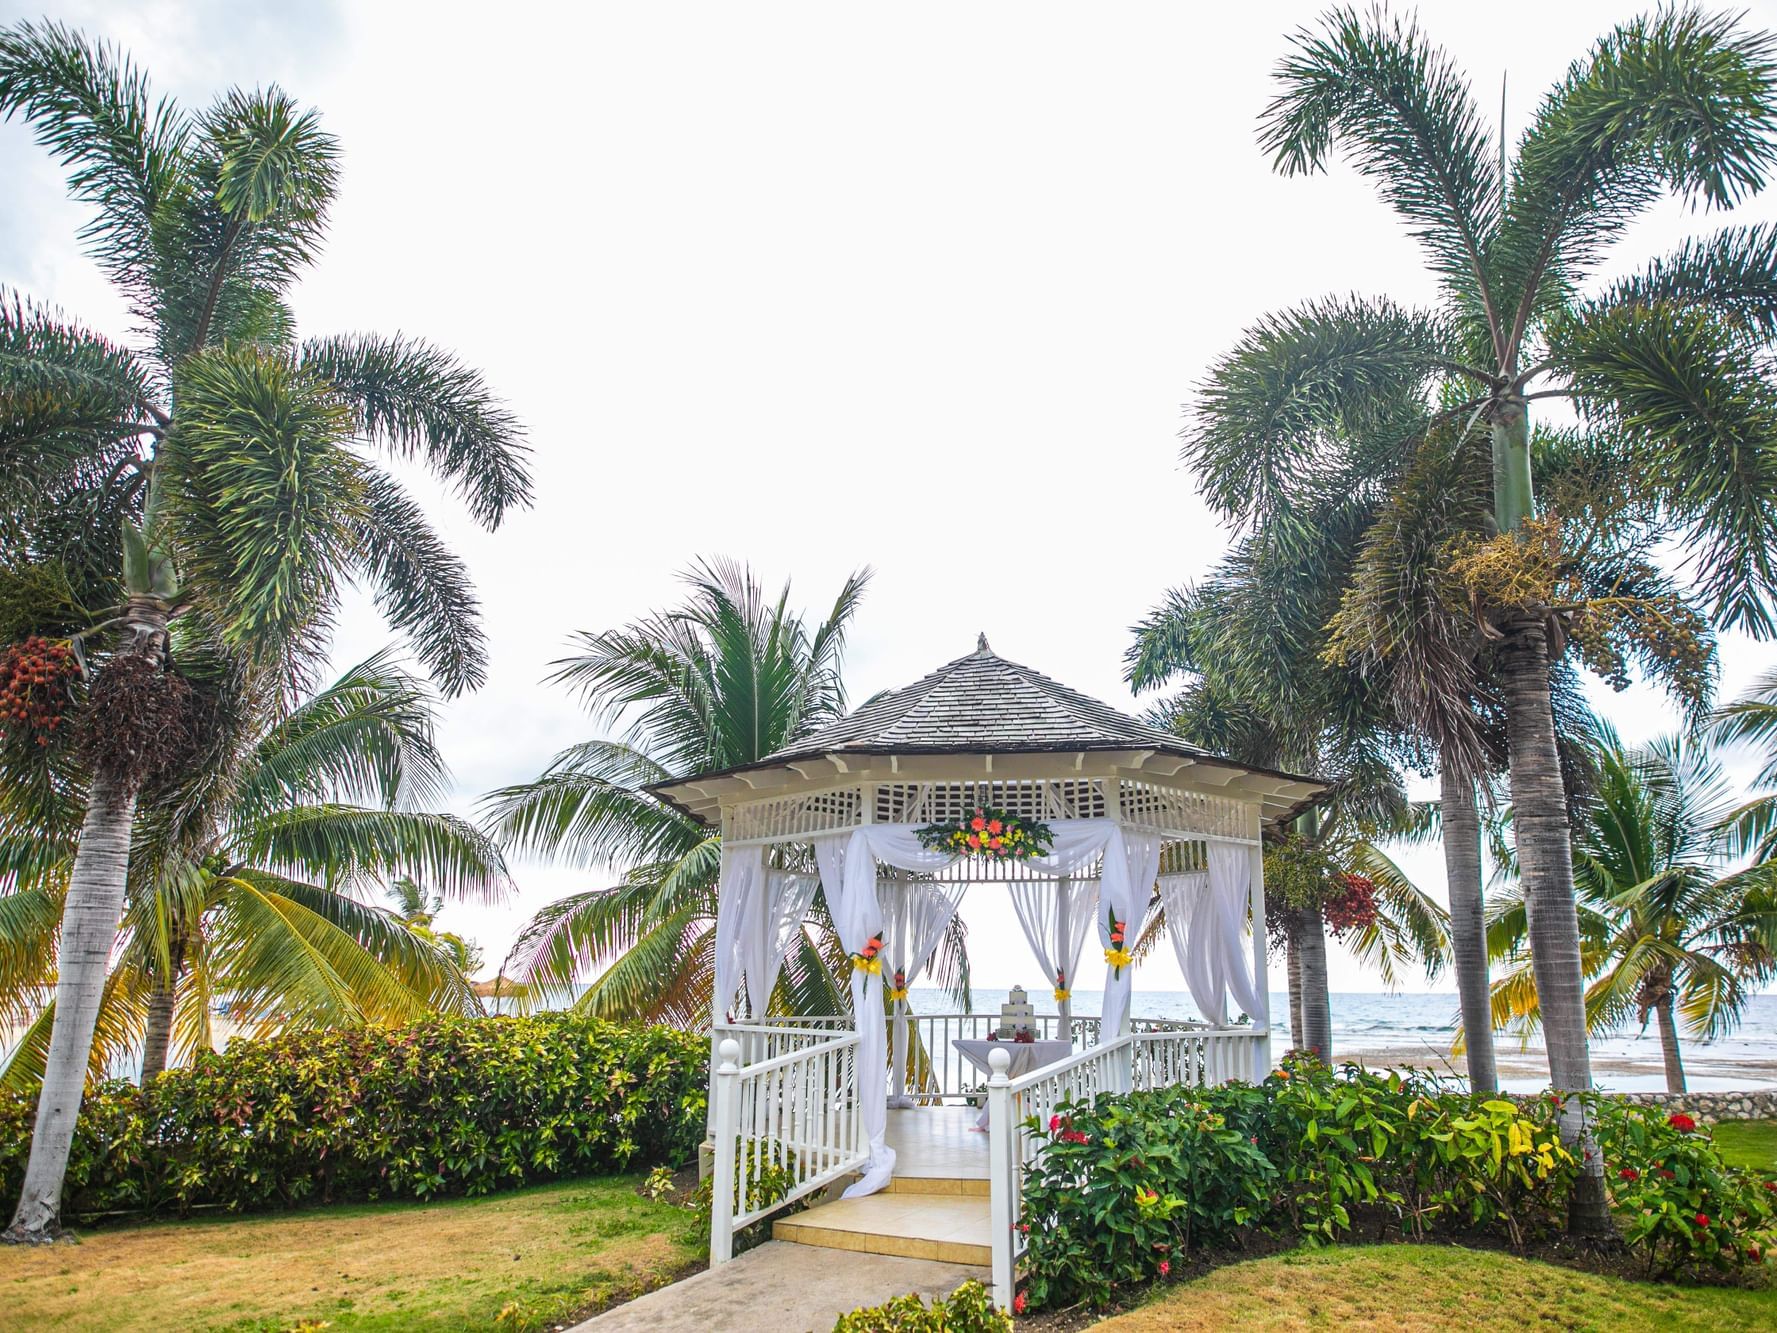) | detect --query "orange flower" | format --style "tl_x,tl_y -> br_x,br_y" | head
971,817 -> 986,832
988,819 -> 1003,834
967,833 -> 981,848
